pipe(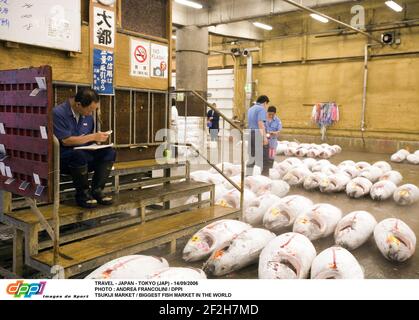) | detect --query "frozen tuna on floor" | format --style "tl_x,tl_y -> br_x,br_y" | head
334,211 -> 377,250
355,161 -> 371,171
85,255 -> 169,279
346,177 -> 373,198
244,194 -> 281,226
374,218 -> 416,262
311,159 -> 331,172
372,161 -> 392,173
209,162 -> 241,177
319,173 -> 351,193
370,180 -> 398,200
244,176 -> 290,197
320,164 -> 340,176
182,219 -> 252,262
407,153 -> 419,165
338,160 -> 356,168
216,188 -> 257,209
147,267 -> 207,279
359,166 -> 383,183
263,195 -> 313,232
282,166 -> 311,186
259,232 -> 316,279
393,184 -> 419,206
340,165 -> 360,179
303,172 -> 328,191
379,170 -> 403,185
293,203 -> 342,241
302,158 -> 317,170
185,184 -> 229,205
203,228 -> 276,276
310,247 -> 364,279
391,149 -> 410,163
